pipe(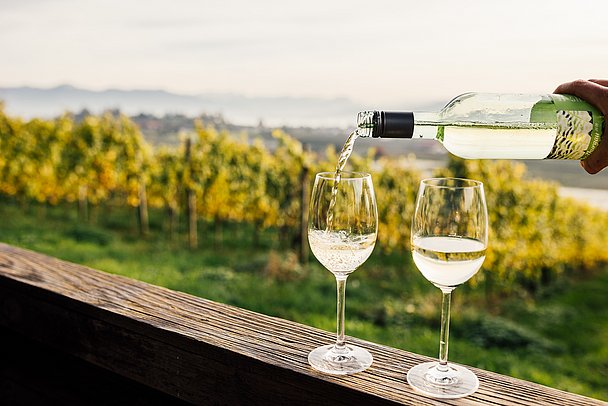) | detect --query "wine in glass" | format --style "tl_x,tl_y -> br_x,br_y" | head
407,177 -> 488,398
307,171 -> 378,375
